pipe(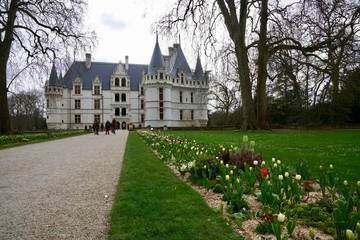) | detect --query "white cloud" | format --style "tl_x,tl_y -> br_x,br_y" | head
100,13 -> 128,30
